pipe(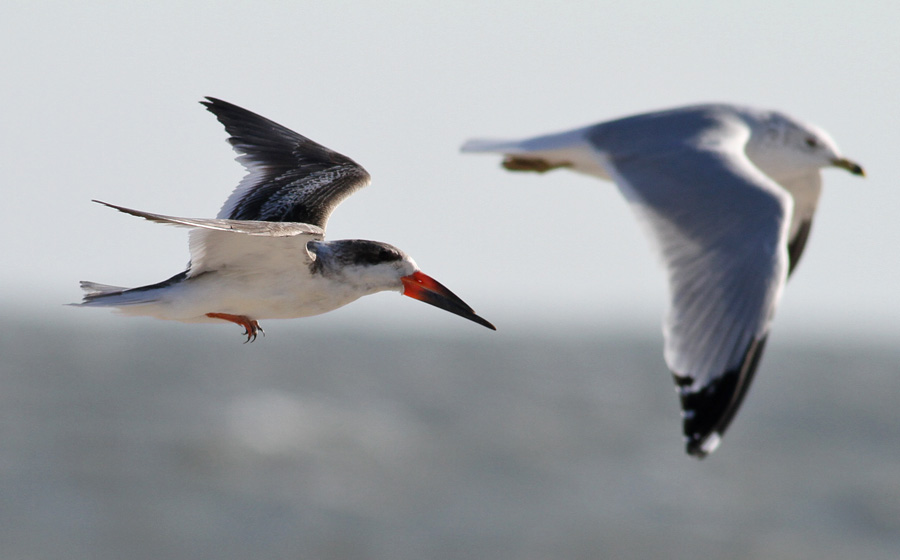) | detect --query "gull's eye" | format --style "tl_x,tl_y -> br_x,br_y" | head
805,137 -> 818,148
